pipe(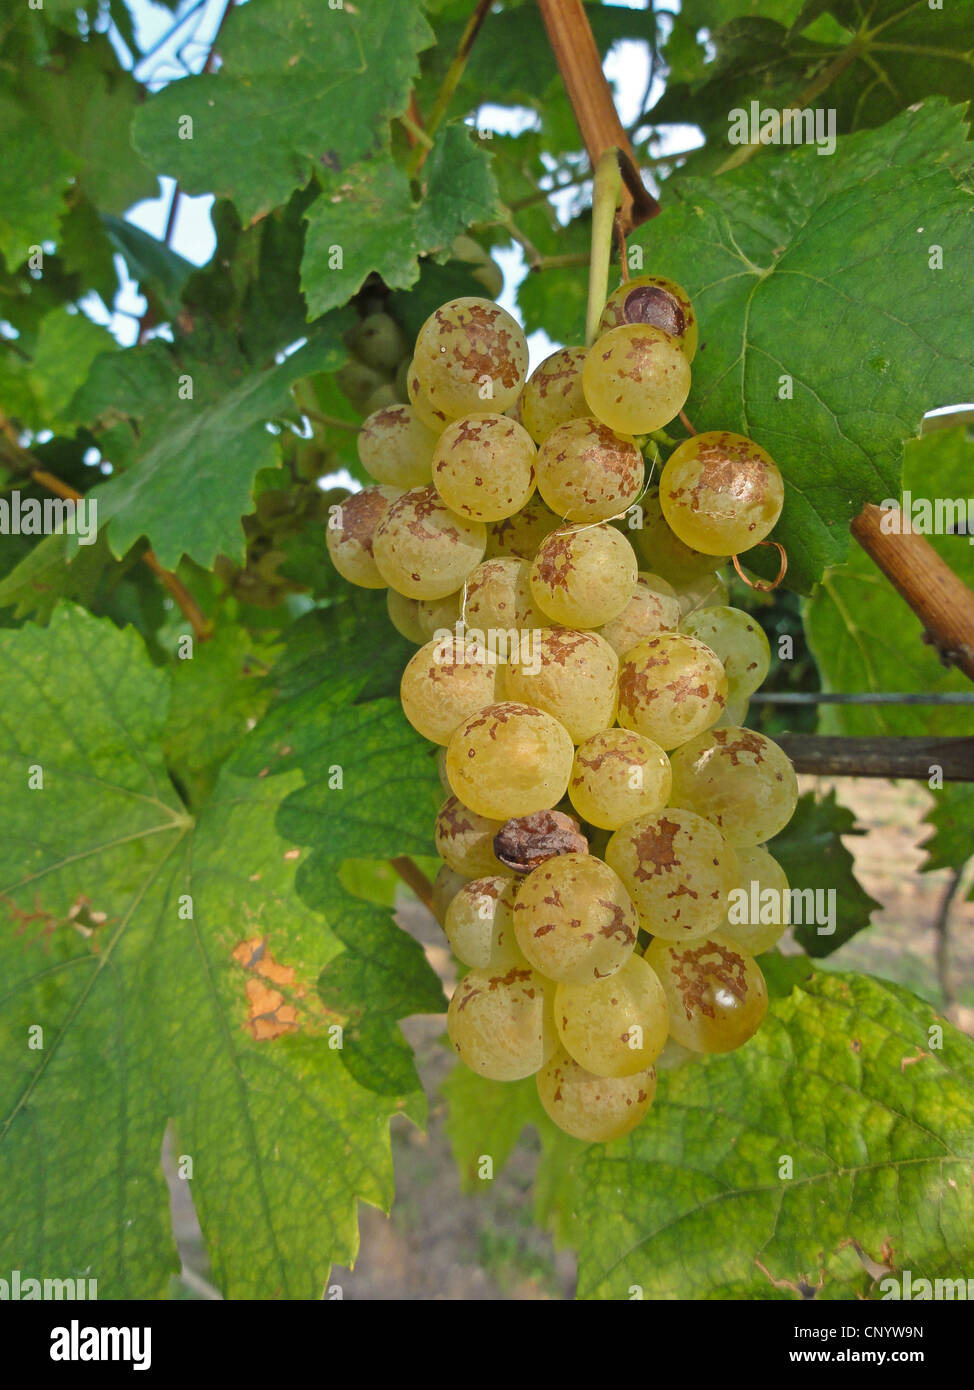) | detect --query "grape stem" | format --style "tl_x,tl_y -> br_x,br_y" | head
390,856 -> 435,913
406,0 -> 494,177
585,150 -> 623,348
